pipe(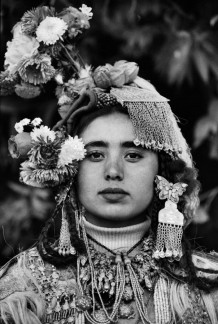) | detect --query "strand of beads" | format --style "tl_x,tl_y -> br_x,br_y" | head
80,222 -> 113,324
154,276 -> 171,324
123,252 -> 155,324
